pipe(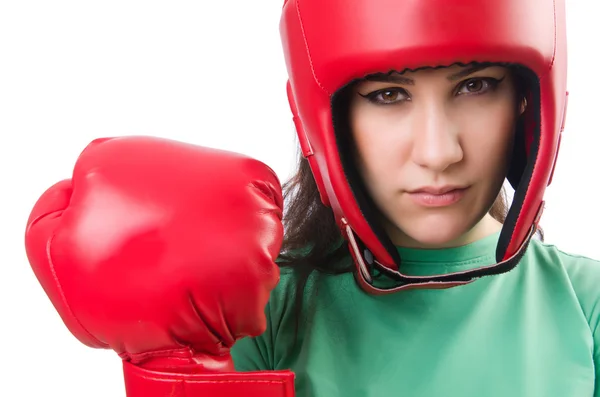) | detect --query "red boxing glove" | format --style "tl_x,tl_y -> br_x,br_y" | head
25,136 -> 295,396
